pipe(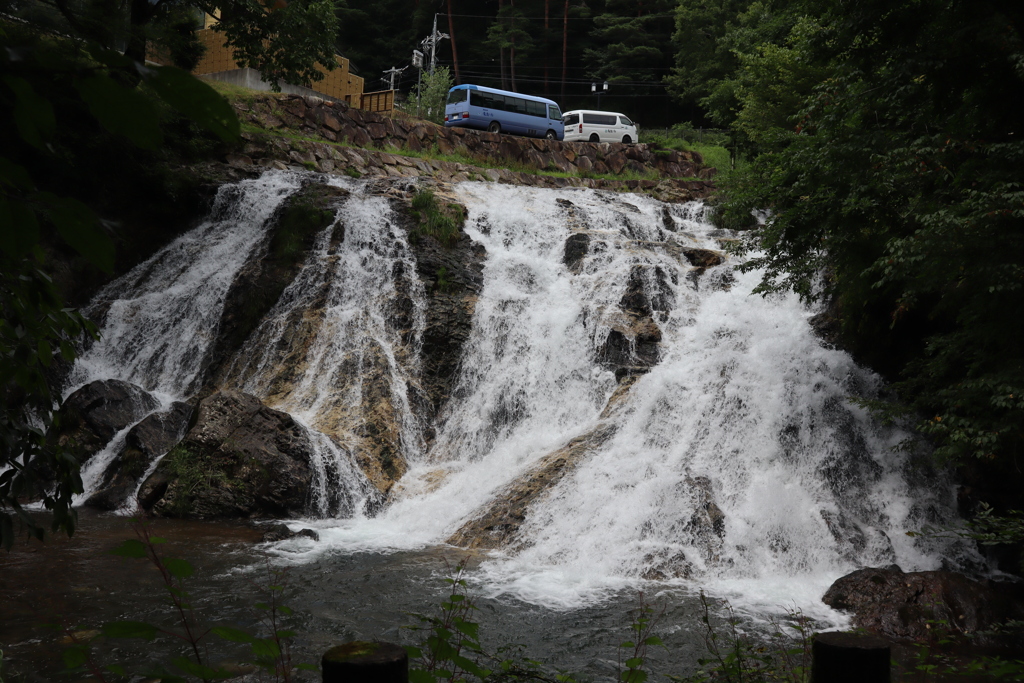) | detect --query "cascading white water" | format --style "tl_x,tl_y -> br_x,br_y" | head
67,172 -> 303,399
225,179 -> 424,516
63,167 -> 969,616
288,182 -> 969,618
